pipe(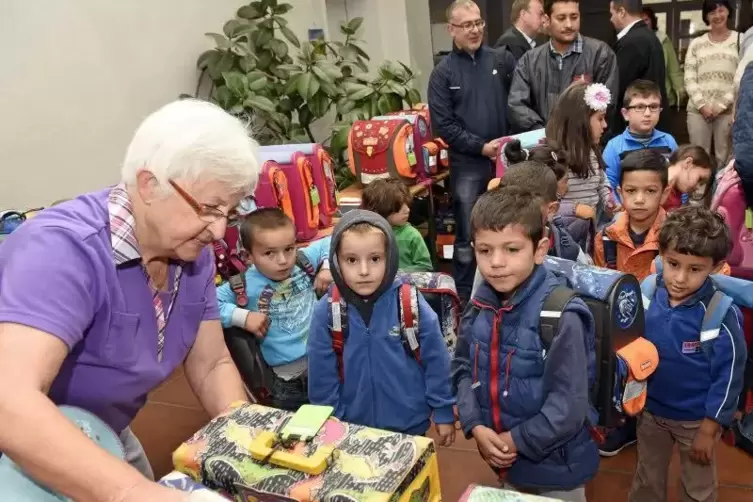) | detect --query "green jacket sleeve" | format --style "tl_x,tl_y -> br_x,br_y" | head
663,37 -> 684,102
